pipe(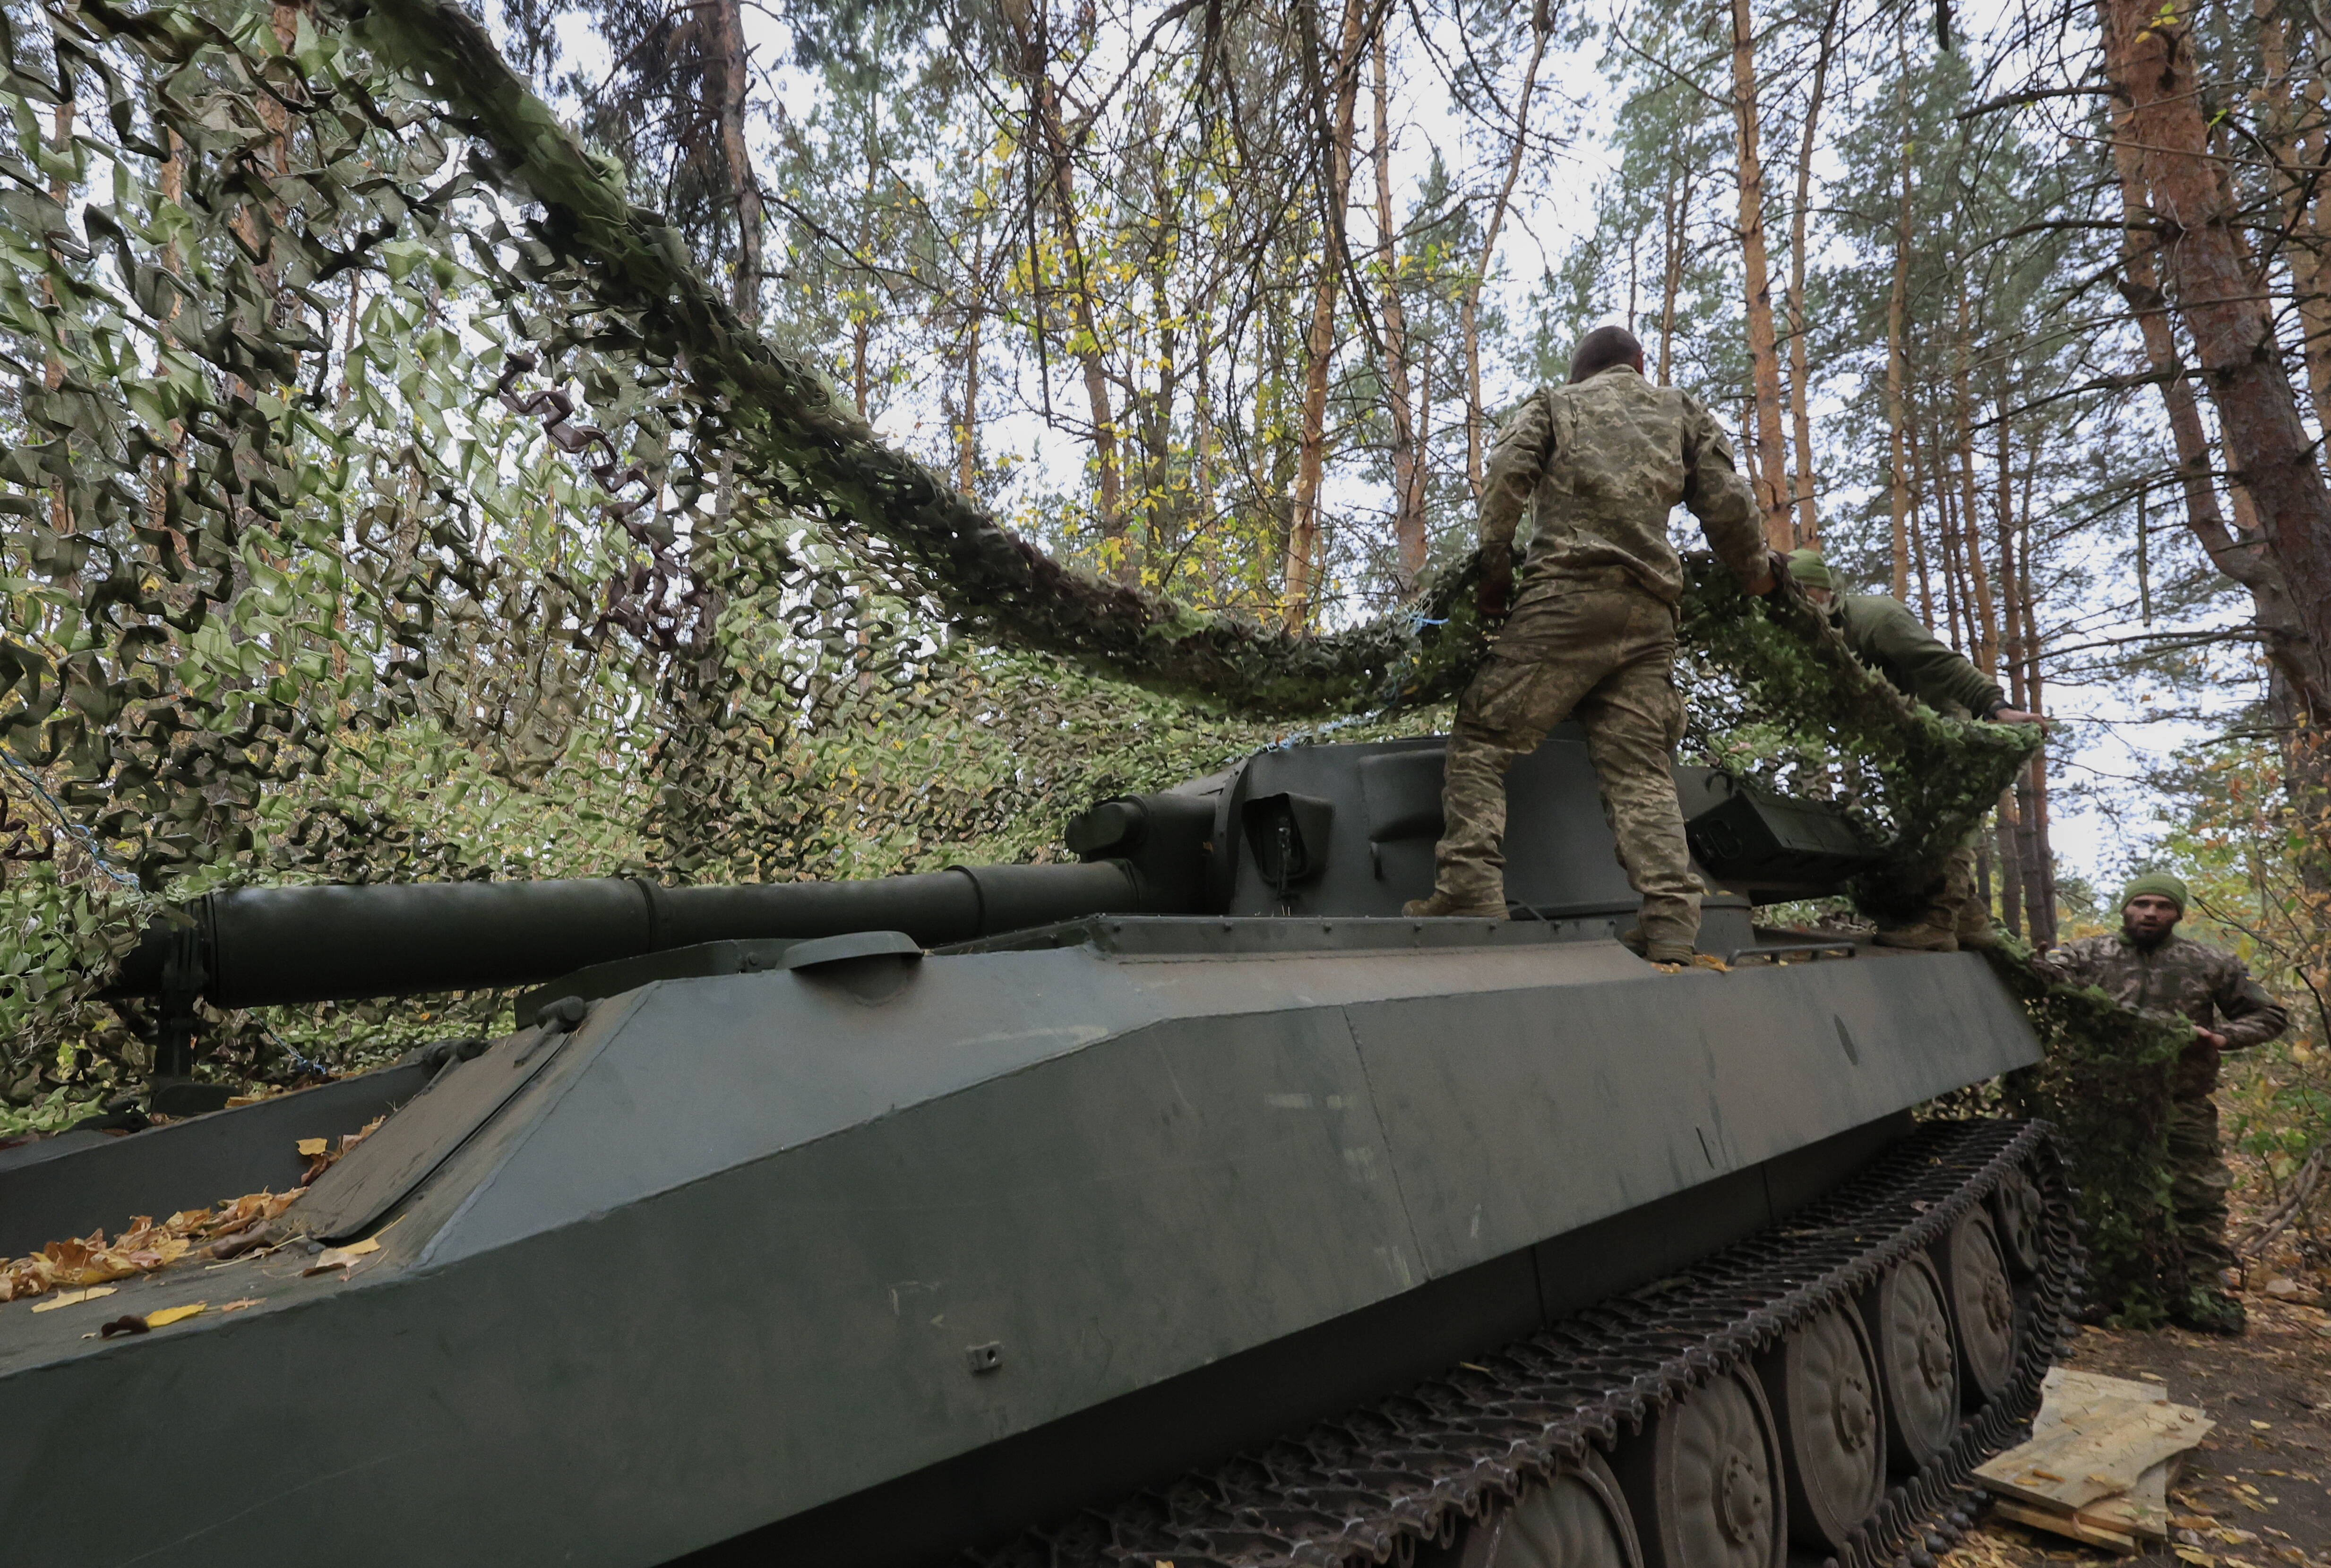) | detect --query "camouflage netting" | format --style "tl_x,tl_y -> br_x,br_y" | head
1986,951 -> 2197,1325
0,0 -> 2100,1184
